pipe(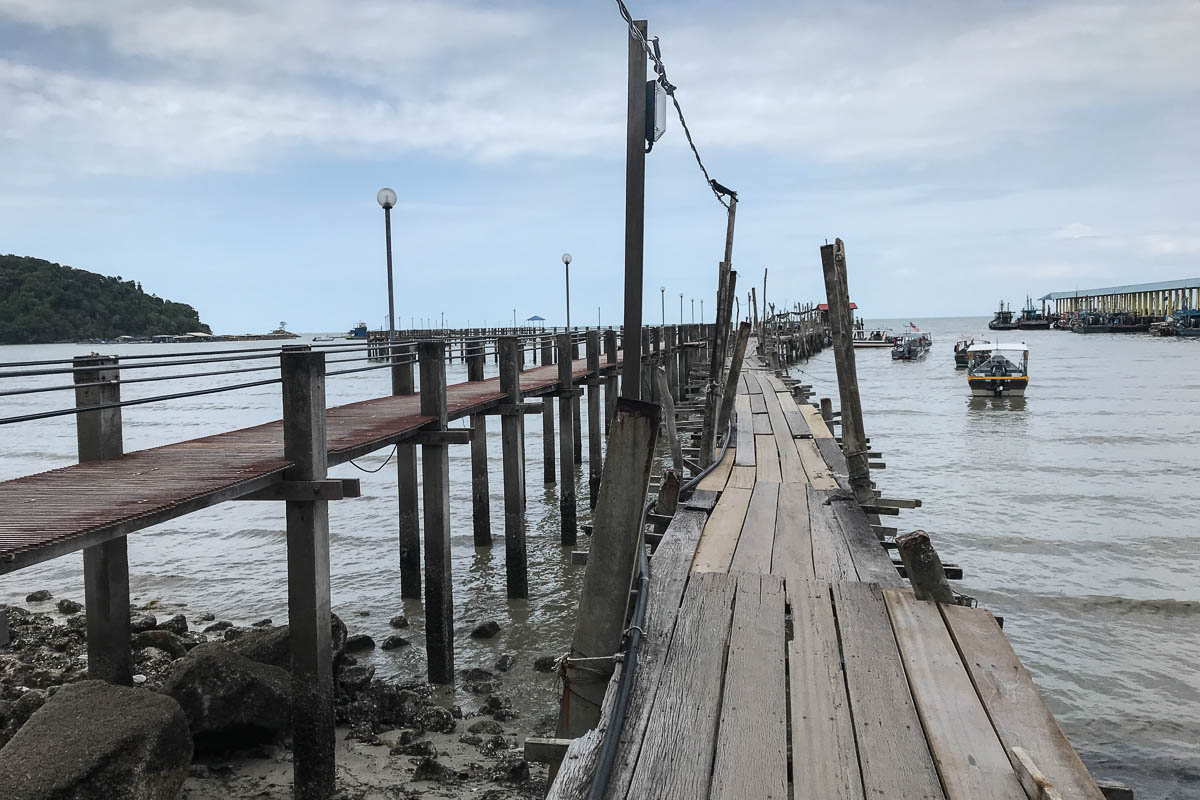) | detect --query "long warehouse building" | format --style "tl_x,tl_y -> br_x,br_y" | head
1040,277 -> 1200,316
